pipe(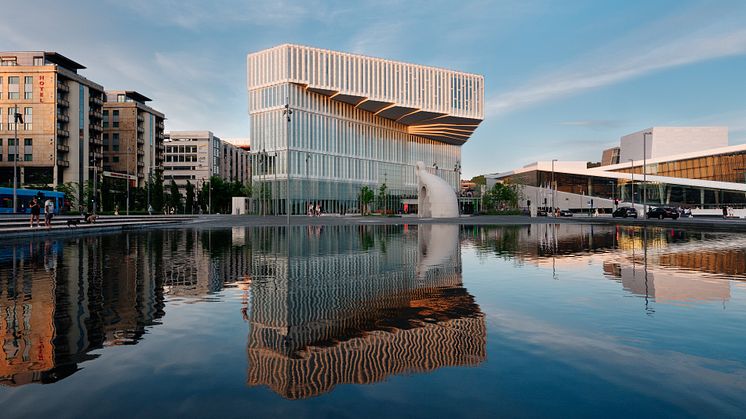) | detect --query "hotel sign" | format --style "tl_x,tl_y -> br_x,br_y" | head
39,75 -> 47,102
